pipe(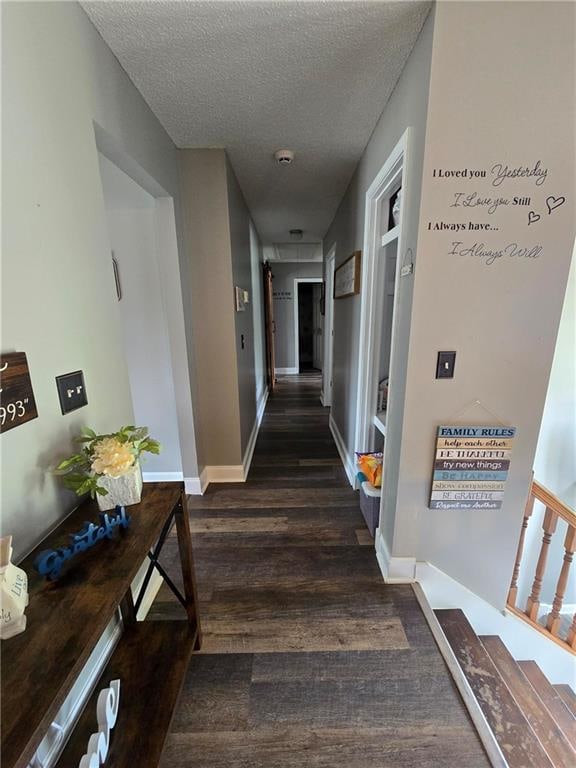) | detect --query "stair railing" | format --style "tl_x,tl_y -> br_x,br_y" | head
507,478 -> 576,653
